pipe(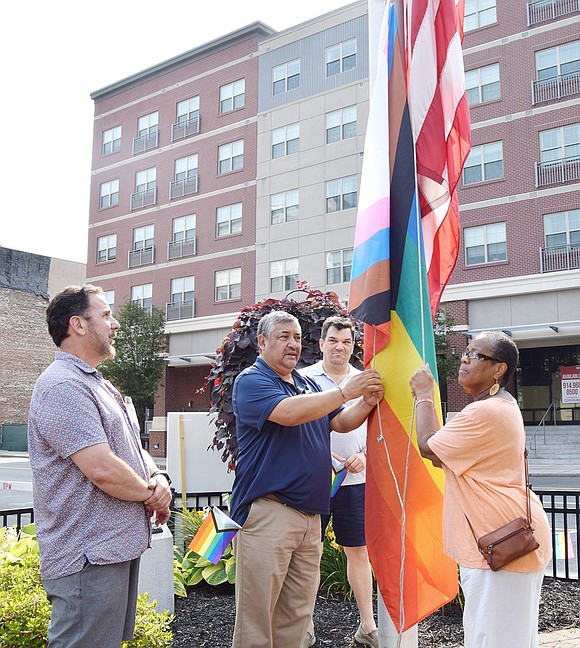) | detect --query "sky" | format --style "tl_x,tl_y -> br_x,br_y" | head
1,0 -> 352,263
